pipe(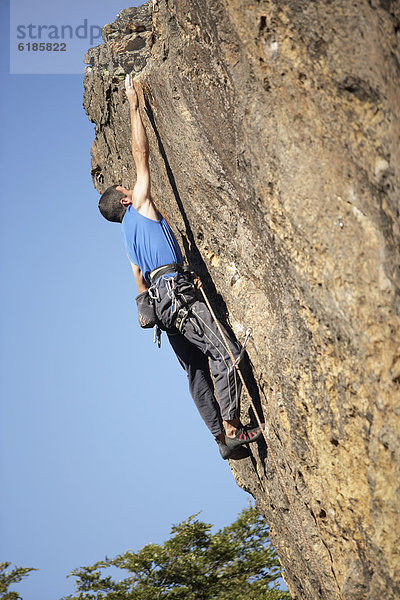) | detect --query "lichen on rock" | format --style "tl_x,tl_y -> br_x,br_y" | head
83,2 -> 400,599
